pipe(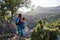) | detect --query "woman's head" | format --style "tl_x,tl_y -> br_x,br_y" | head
19,14 -> 22,17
